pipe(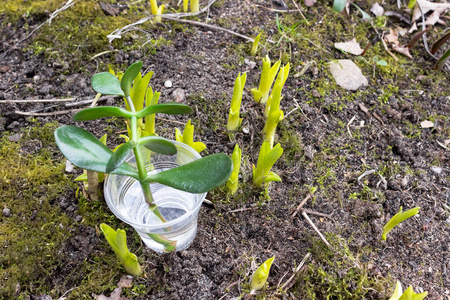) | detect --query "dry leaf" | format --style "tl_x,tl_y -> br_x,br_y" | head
117,275 -> 133,288
371,3 -> 384,16
304,0 -> 317,7
444,139 -> 450,146
412,0 -> 450,23
396,27 -> 408,36
420,120 -> 434,128
392,44 -> 413,59
384,29 -> 400,46
408,22 -> 418,33
334,39 -> 364,55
